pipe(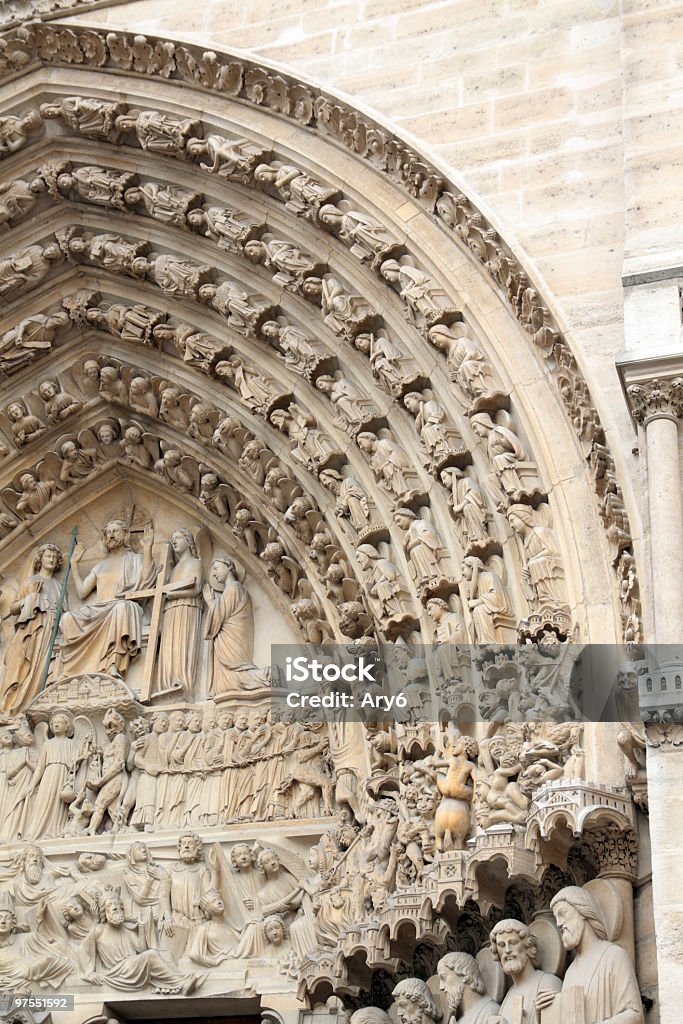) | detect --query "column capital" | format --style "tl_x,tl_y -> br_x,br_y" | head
617,351 -> 683,426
